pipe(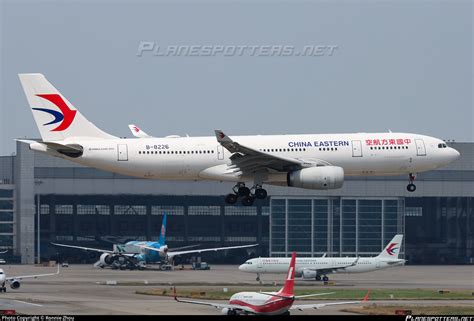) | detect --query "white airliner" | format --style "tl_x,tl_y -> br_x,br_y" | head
0,265 -> 60,292
18,74 -> 460,206
174,252 -> 369,315
239,235 -> 405,282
